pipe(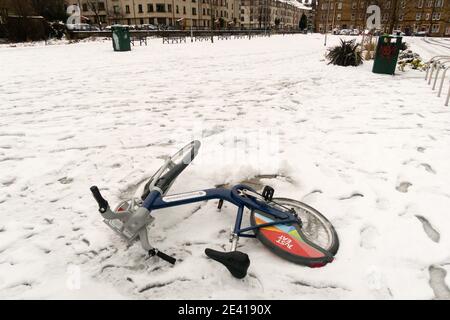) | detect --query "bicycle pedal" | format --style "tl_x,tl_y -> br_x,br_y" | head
262,186 -> 274,201
205,248 -> 250,279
